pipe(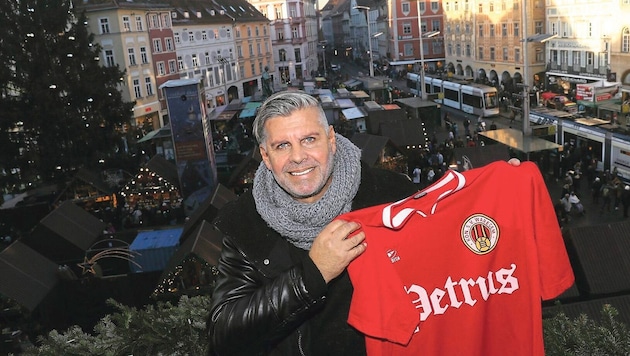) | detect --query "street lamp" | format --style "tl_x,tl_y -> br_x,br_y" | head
521,0 -> 557,135
354,5 -> 374,77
